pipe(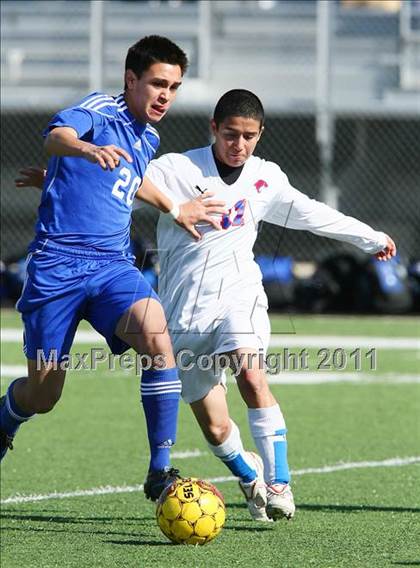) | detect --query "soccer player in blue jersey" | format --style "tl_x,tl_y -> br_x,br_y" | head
0,35 -> 225,500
